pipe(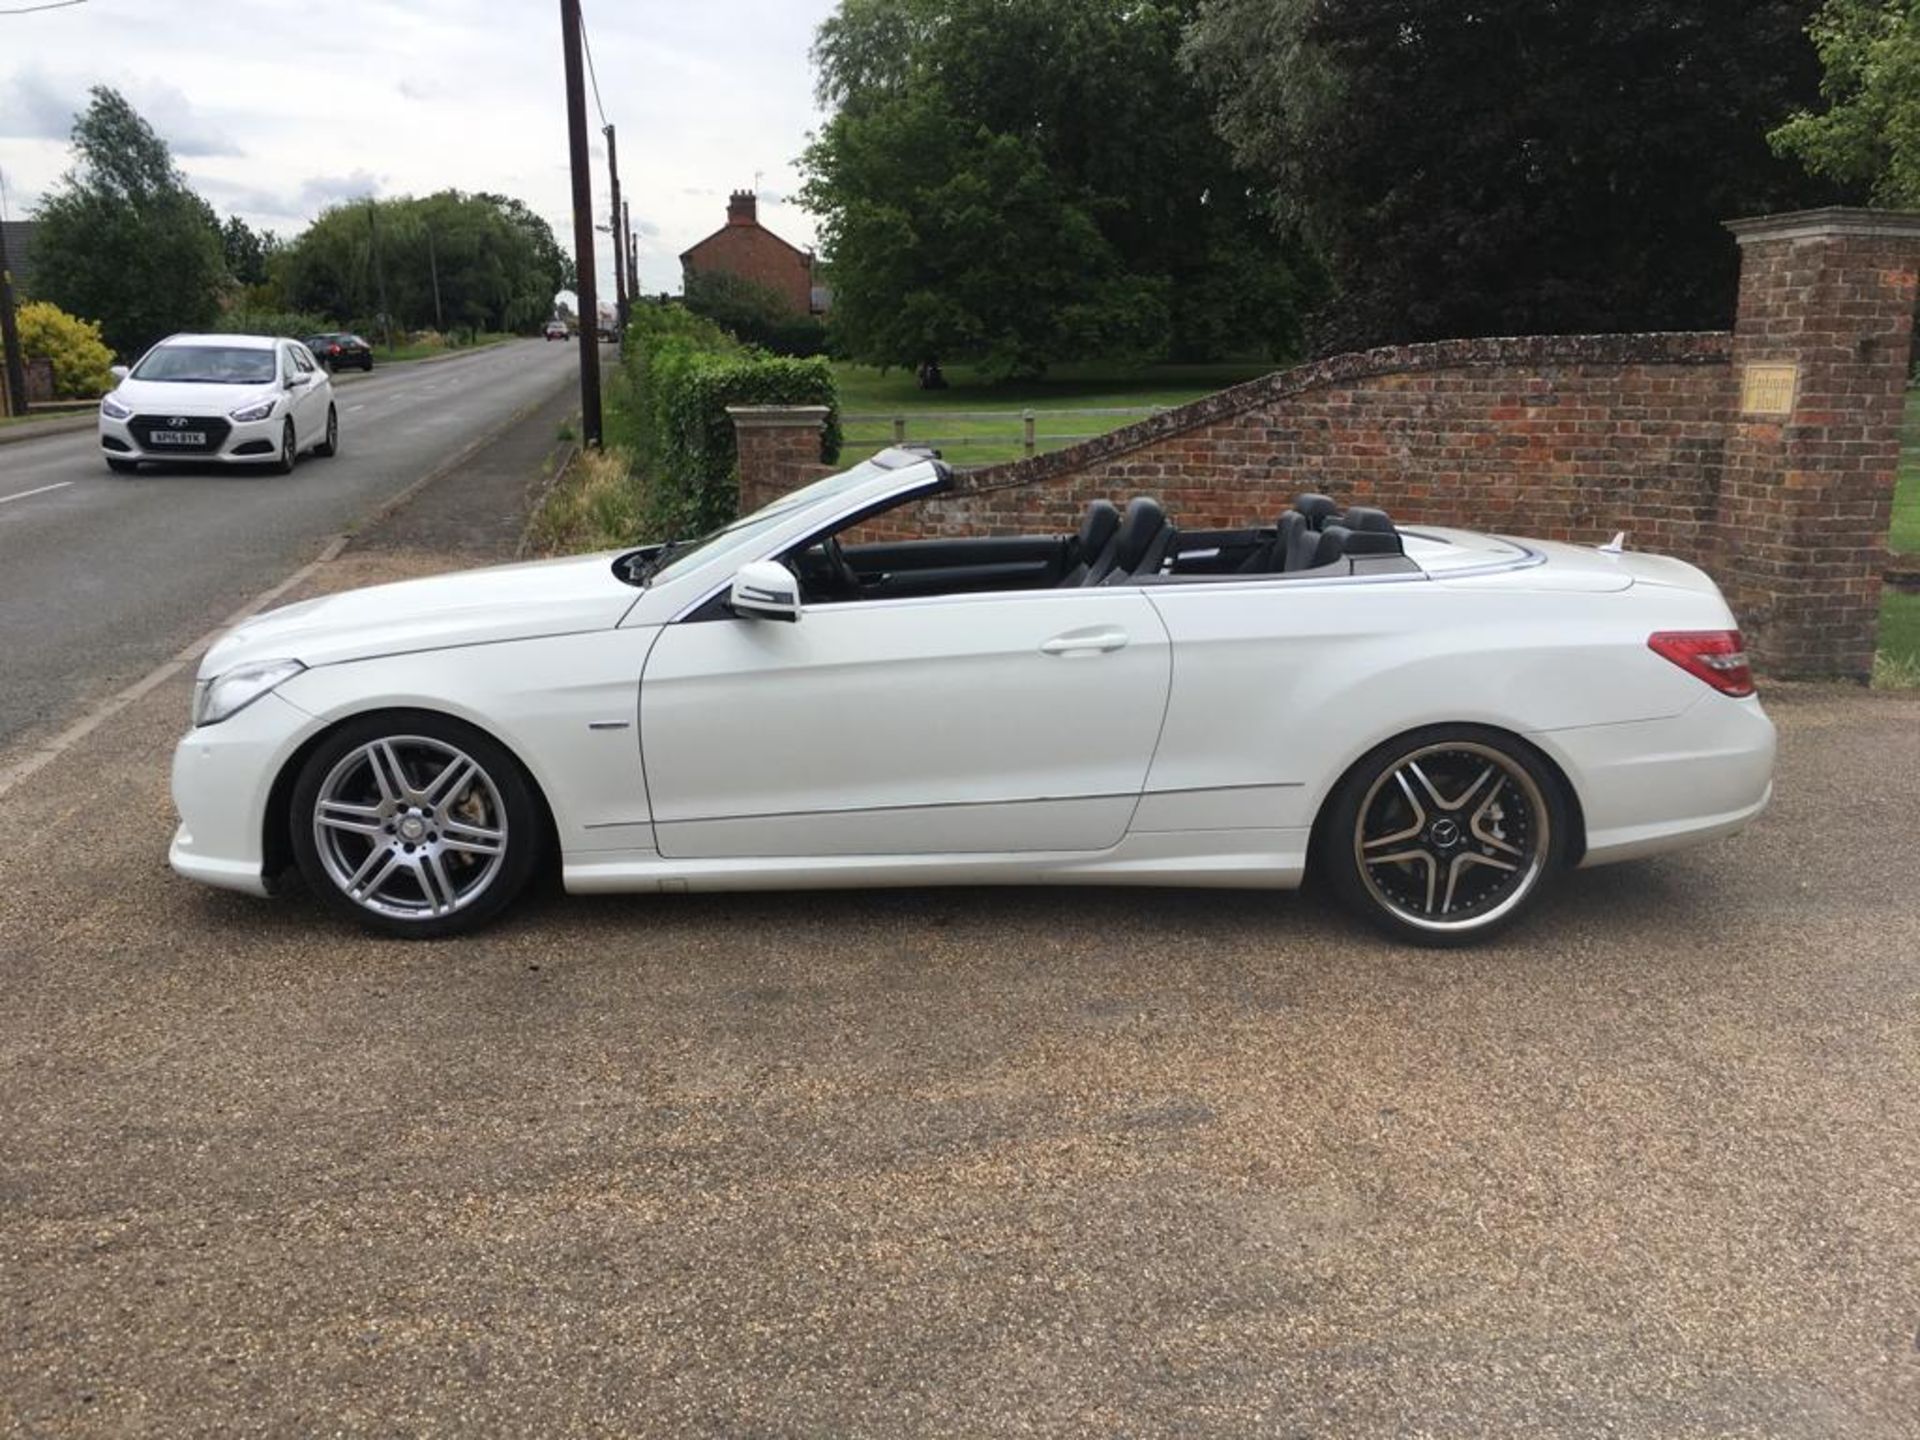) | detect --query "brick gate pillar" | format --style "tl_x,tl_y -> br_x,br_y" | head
1722,208 -> 1920,680
727,405 -> 833,514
